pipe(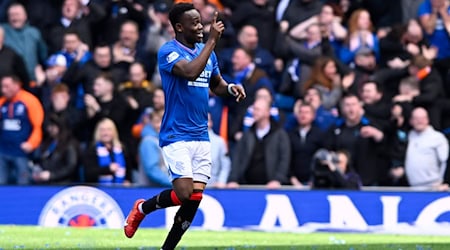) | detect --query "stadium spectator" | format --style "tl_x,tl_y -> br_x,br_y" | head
219,25 -> 276,79
83,118 -> 131,185
311,149 -> 362,190
136,109 -> 171,187
380,19 -> 428,67
407,55 -> 444,129
280,0 -> 322,33
208,113 -> 231,188
341,47 -> 375,95
302,56 -> 345,109
31,114 -> 79,184
288,103 -> 324,188
288,3 -> 347,50
227,98 -> 290,188
229,0 -> 278,51
405,107 -> 449,190
360,81 -> 392,131
386,100 -> 411,187
323,93 -> 387,186
1,2 -> 47,83
96,0 -> 147,45
113,20 -> 156,78
61,43 -> 126,106
230,87 -> 281,142
46,0 -> 105,54
303,87 -> 338,131
83,73 -> 134,145
145,1 -> 173,54
418,0 -> 450,59
44,84 -> 83,140
0,26 -> 30,88
118,62 -> 155,114
278,24 -> 336,99
144,0 -> 174,86
339,9 -> 380,64
37,30 -> 92,103
0,75 -> 44,185
224,47 -> 274,142
131,87 -> 165,139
